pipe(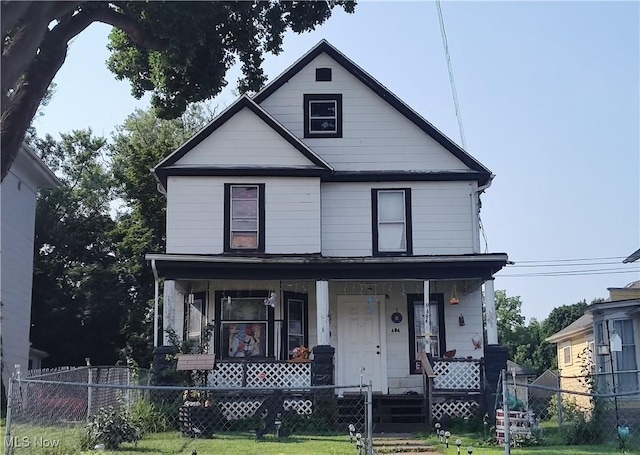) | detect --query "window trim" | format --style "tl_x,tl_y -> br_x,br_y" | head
184,291 -> 208,344
303,94 -> 342,138
562,342 -> 572,366
372,188 -> 413,256
407,293 -> 445,374
224,183 -> 265,253
214,290 -> 274,360
283,291 -> 309,359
